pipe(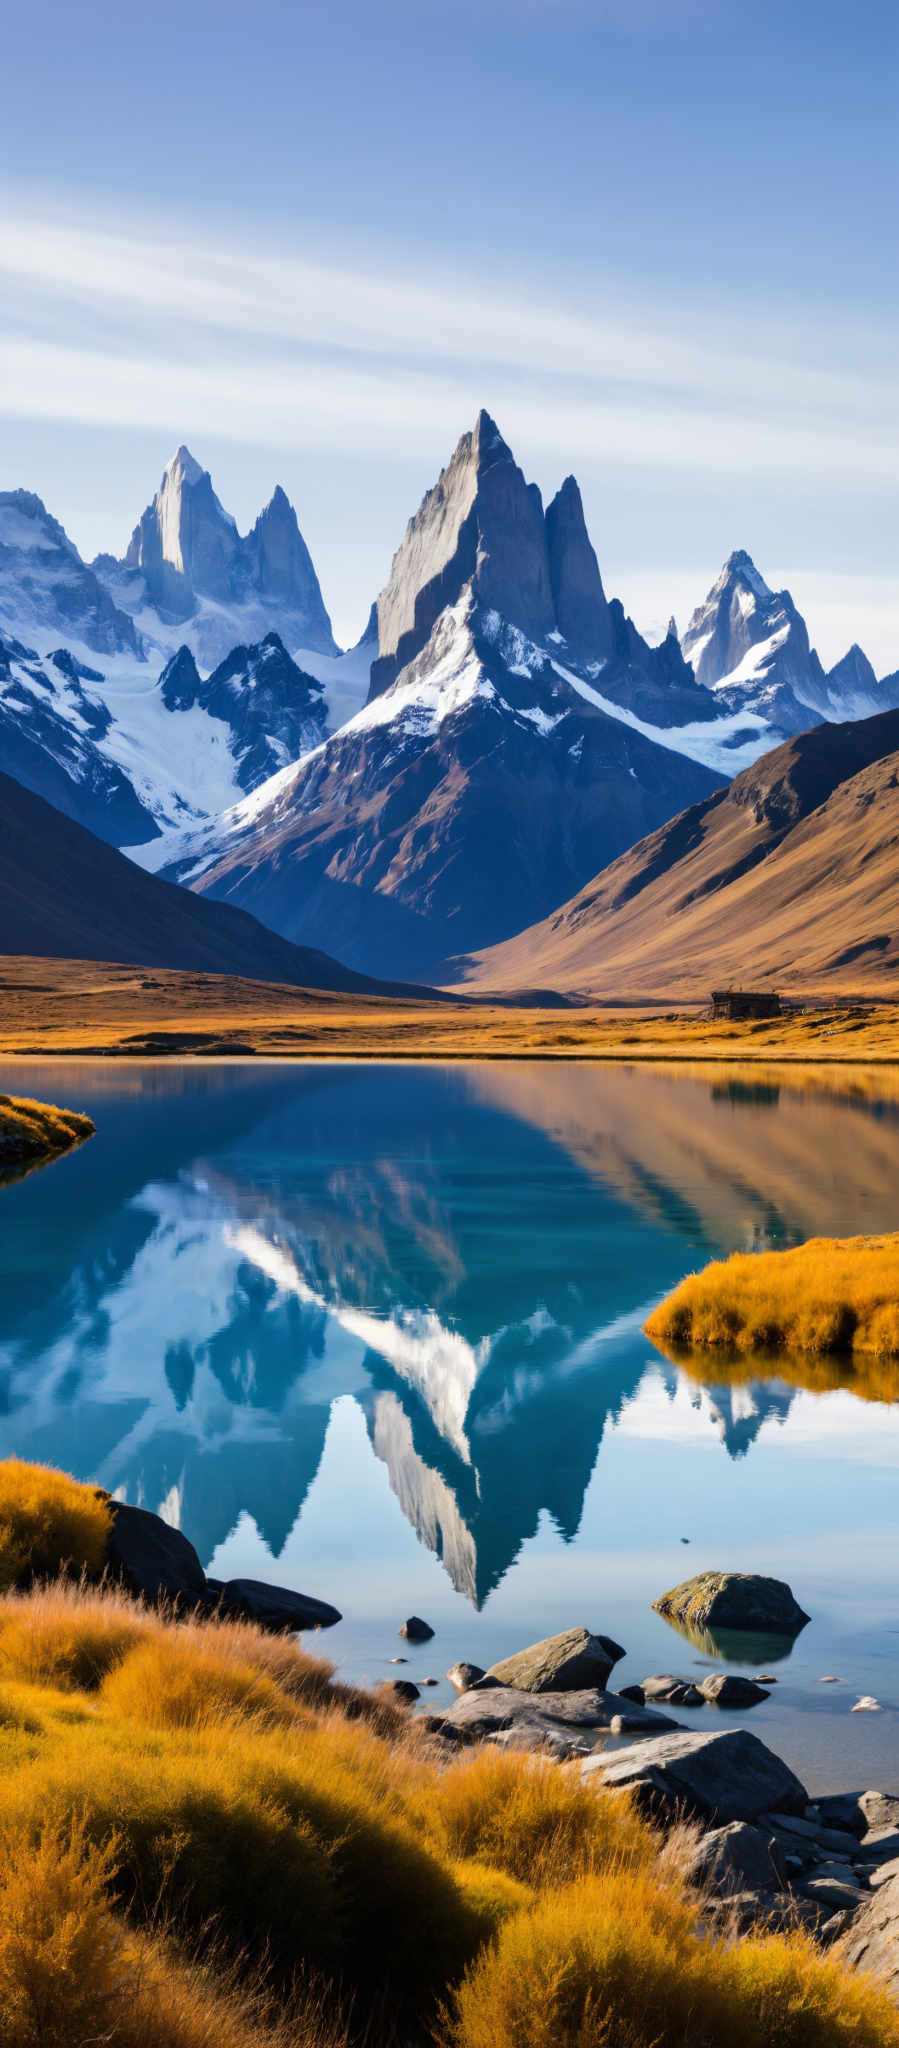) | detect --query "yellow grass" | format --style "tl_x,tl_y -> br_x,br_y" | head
4,956 -> 899,1064
645,1233 -> 899,1361
0,1459 -> 112,1593
0,1092 -> 94,1166
0,1463 -> 895,2046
